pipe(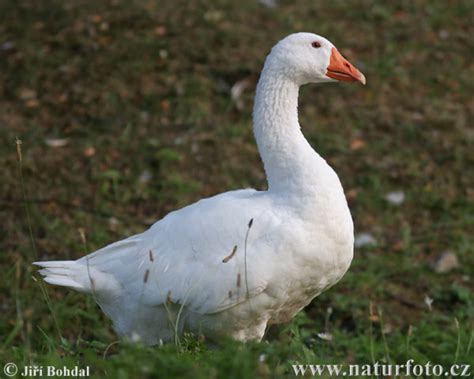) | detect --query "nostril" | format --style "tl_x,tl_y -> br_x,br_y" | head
344,62 -> 354,72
